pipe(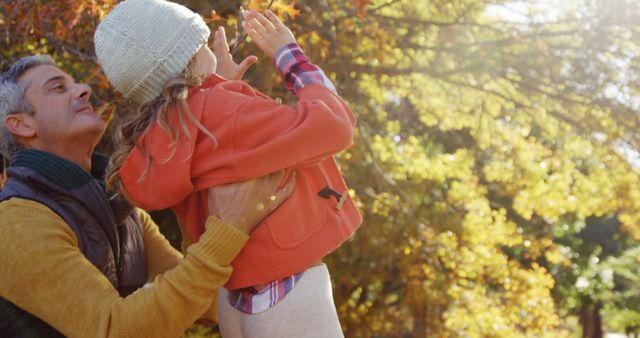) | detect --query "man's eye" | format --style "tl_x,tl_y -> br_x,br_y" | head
53,84 -> 66,92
